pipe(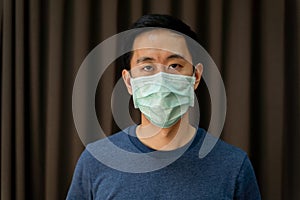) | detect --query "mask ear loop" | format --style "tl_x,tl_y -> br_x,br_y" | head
192,65 -> 196,76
